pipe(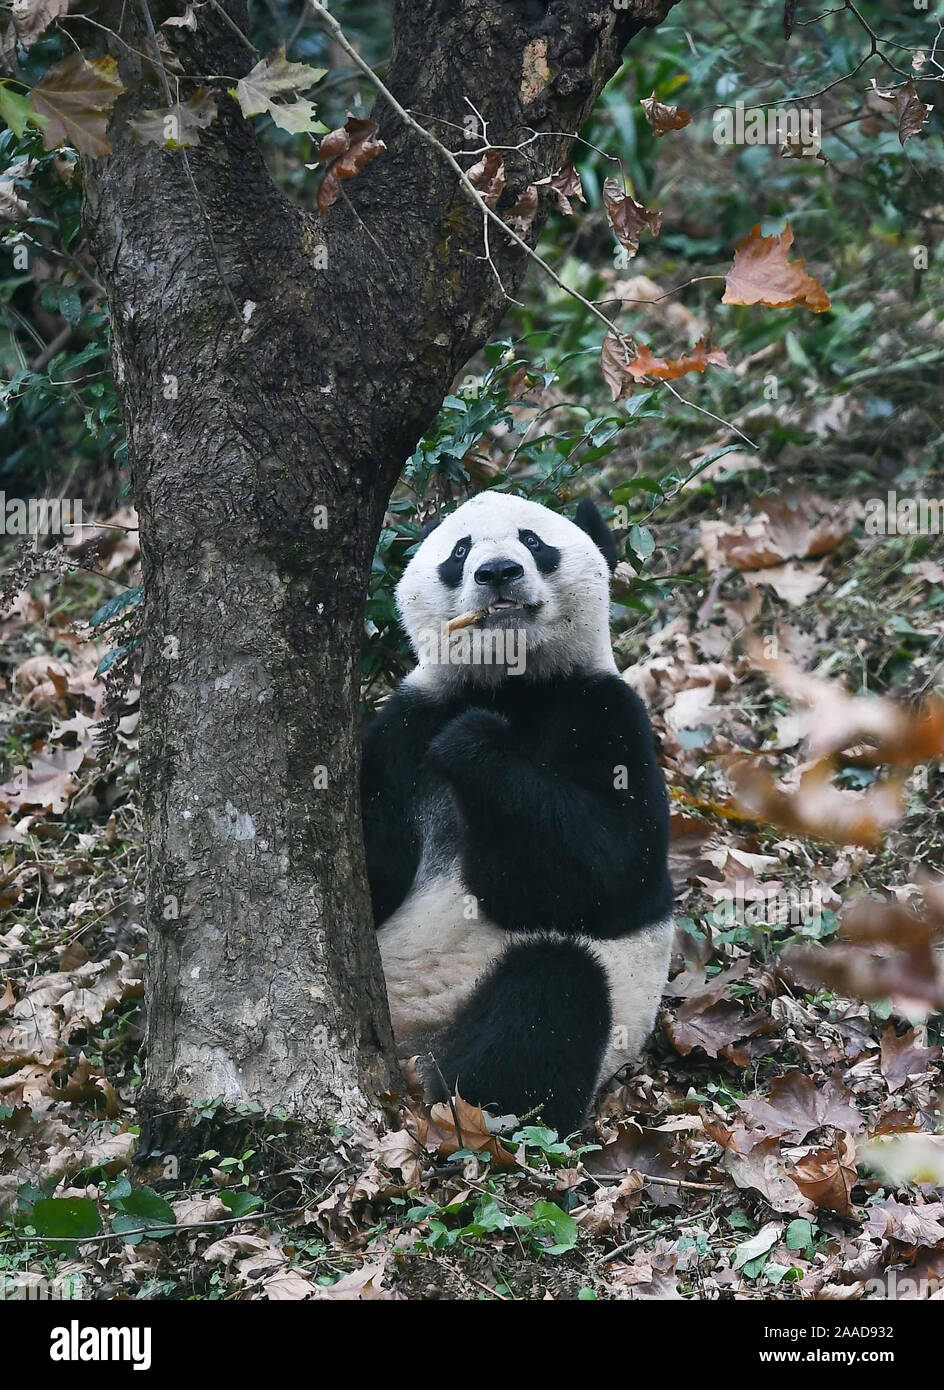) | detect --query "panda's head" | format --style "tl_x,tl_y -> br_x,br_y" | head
396,493 -> 619,686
